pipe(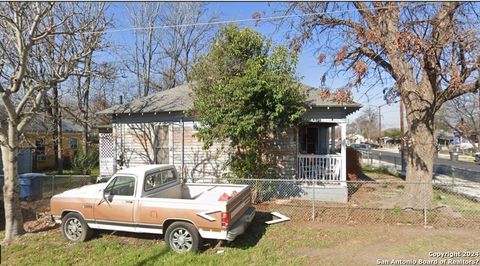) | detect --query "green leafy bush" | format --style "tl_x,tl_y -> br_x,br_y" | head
72,147 -> 99,175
